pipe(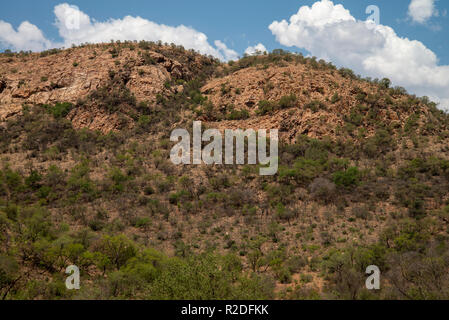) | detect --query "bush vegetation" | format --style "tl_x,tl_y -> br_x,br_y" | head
1,44 -> 449,300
